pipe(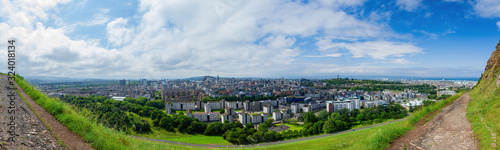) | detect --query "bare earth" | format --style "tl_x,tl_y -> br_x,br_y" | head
388,93 -> 479,150
0,75 -> 93,150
